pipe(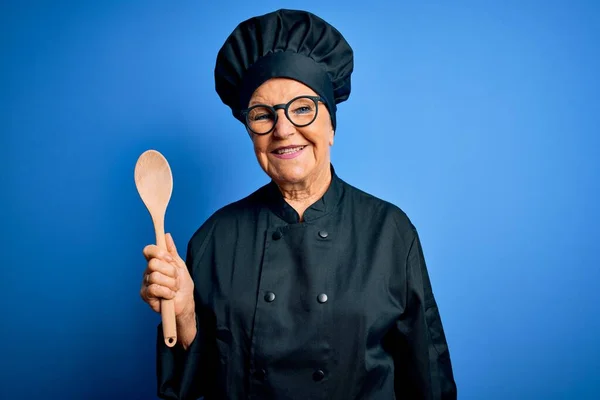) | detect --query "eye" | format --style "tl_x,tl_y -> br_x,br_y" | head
248,107 -> 274,122
289,98 -> 316,115
252,113 -> 273,121
292,105 -> 313,114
